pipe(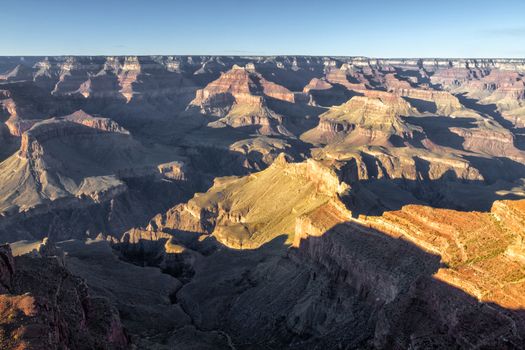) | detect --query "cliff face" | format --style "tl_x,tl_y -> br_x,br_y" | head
339,200 -> 525,310
0,243 -> 128,350
285,198 -> 525,348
